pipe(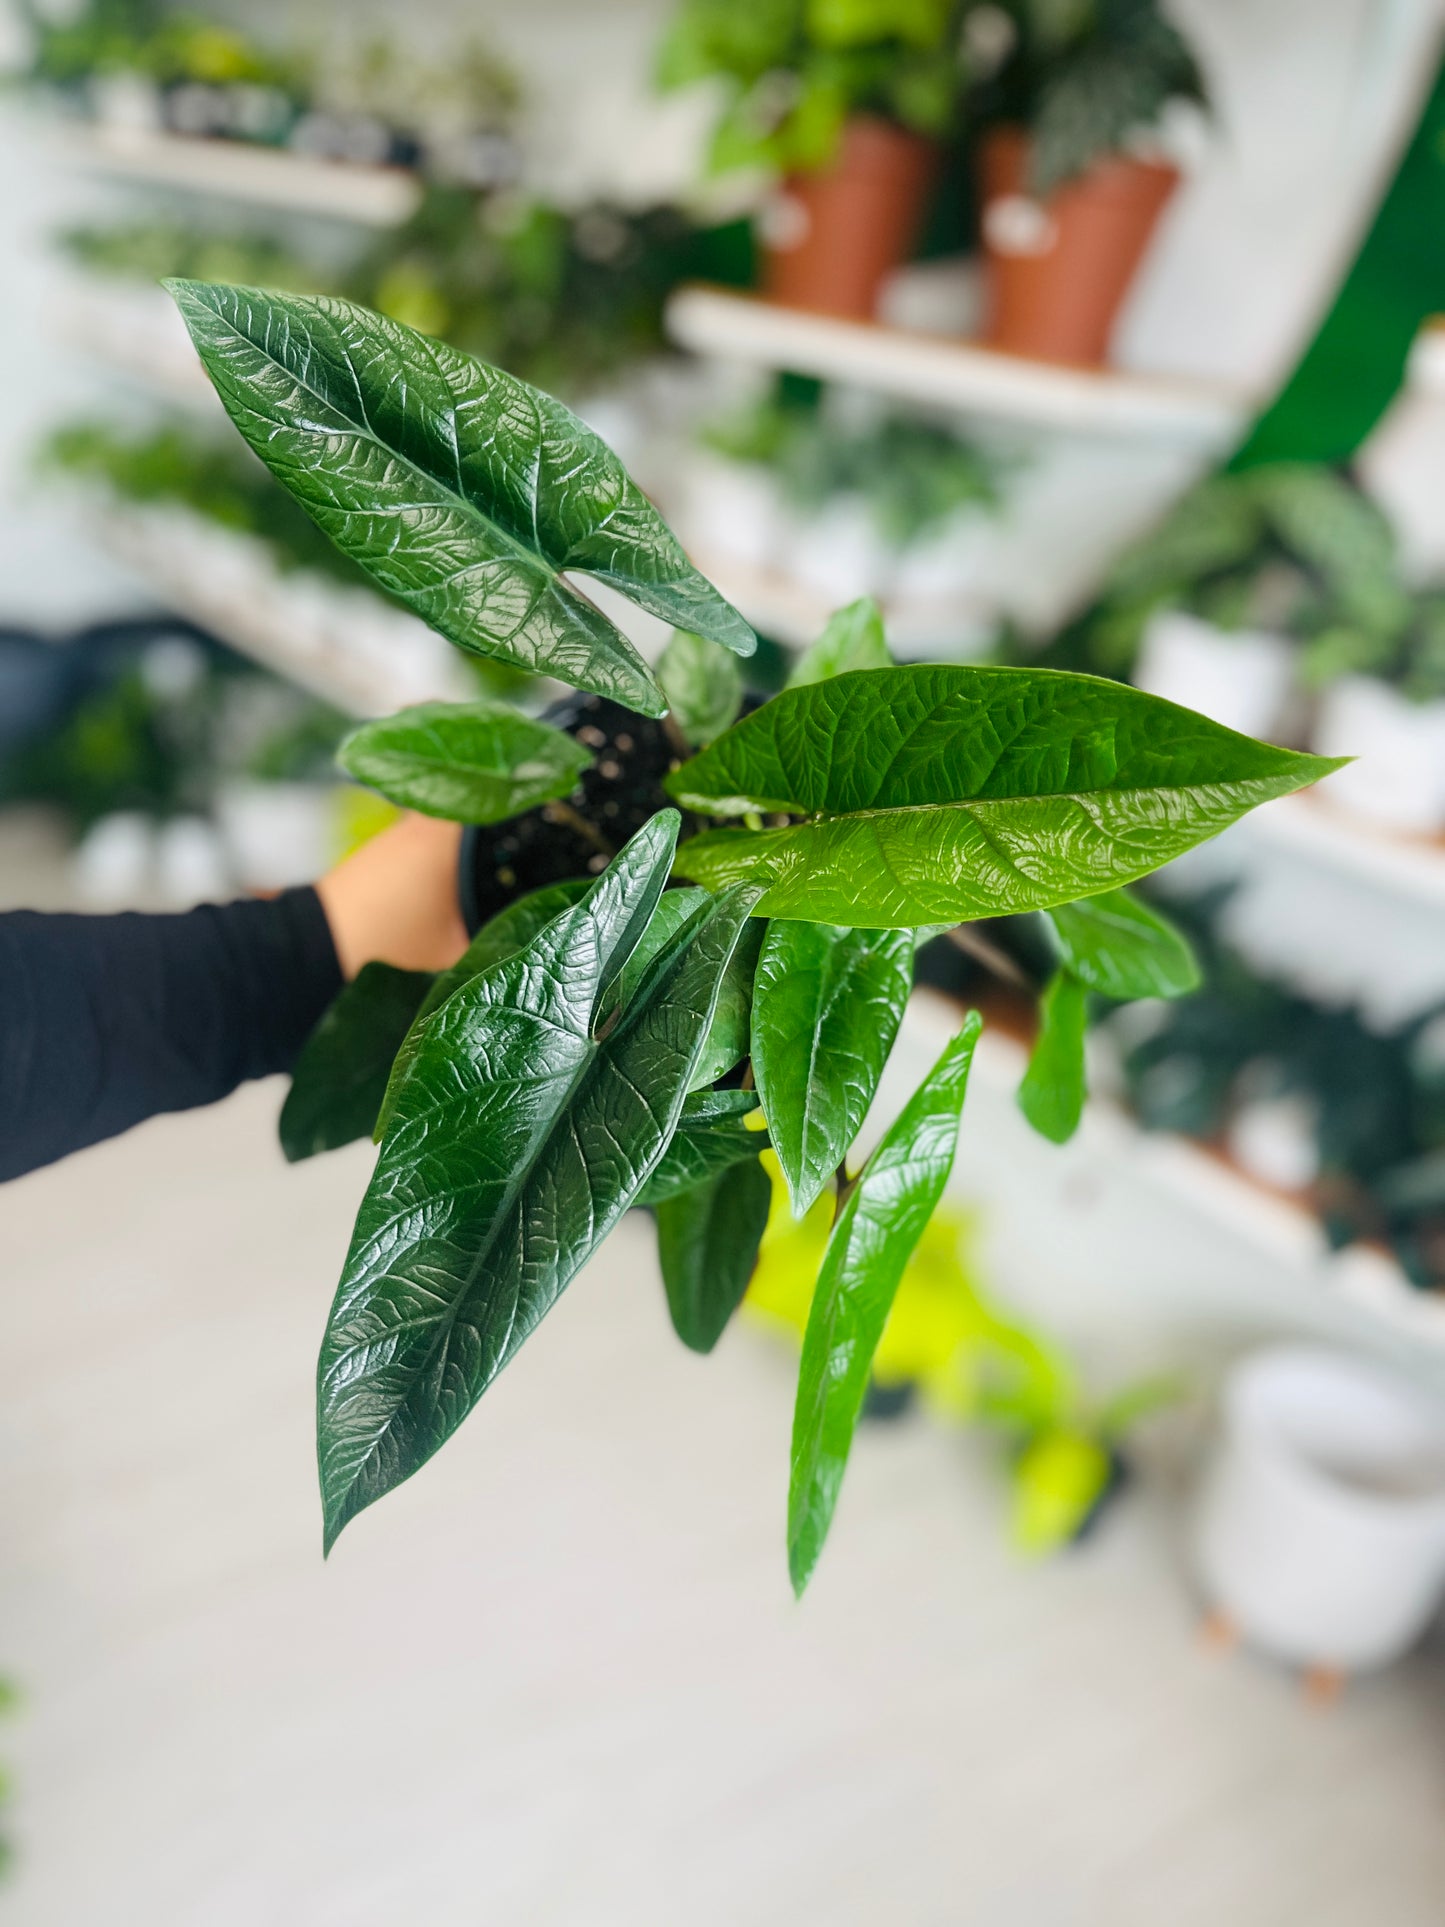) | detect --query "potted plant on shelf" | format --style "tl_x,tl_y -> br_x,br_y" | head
656,0 -> 969,319
164,276 -> 1337,1592
966,0 -> 1207,365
